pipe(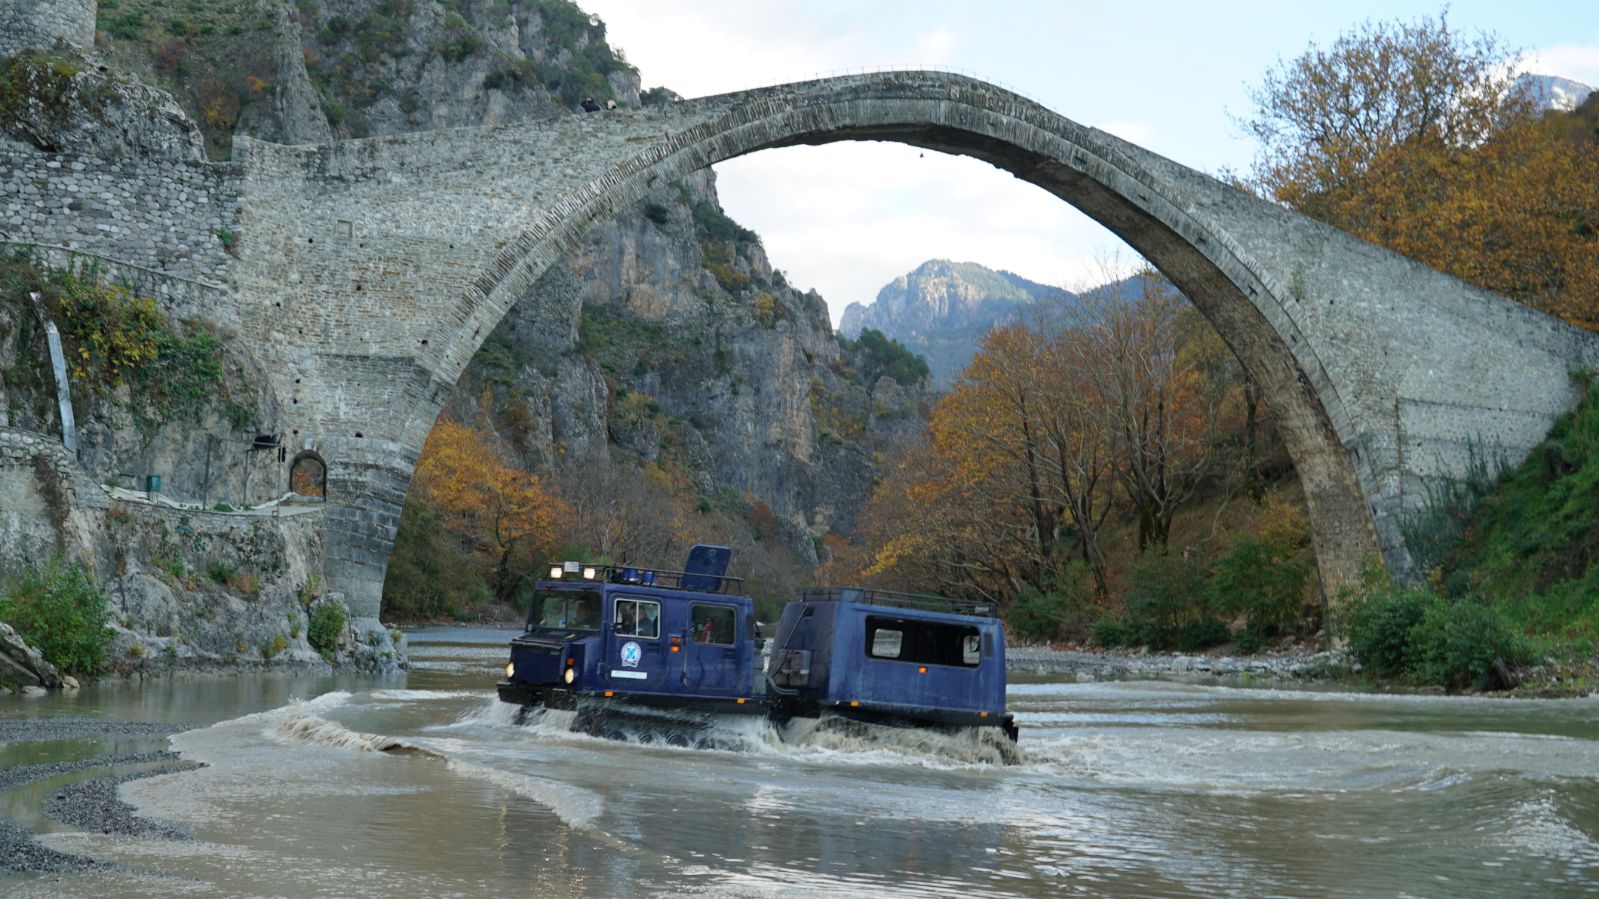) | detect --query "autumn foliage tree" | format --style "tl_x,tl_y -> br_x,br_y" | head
410,416 -> 568,605
1242,11 -> 1599,328
862,270 -> 1239,606
1065,274 -> 1239,552
1242,11 -> 1522,213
